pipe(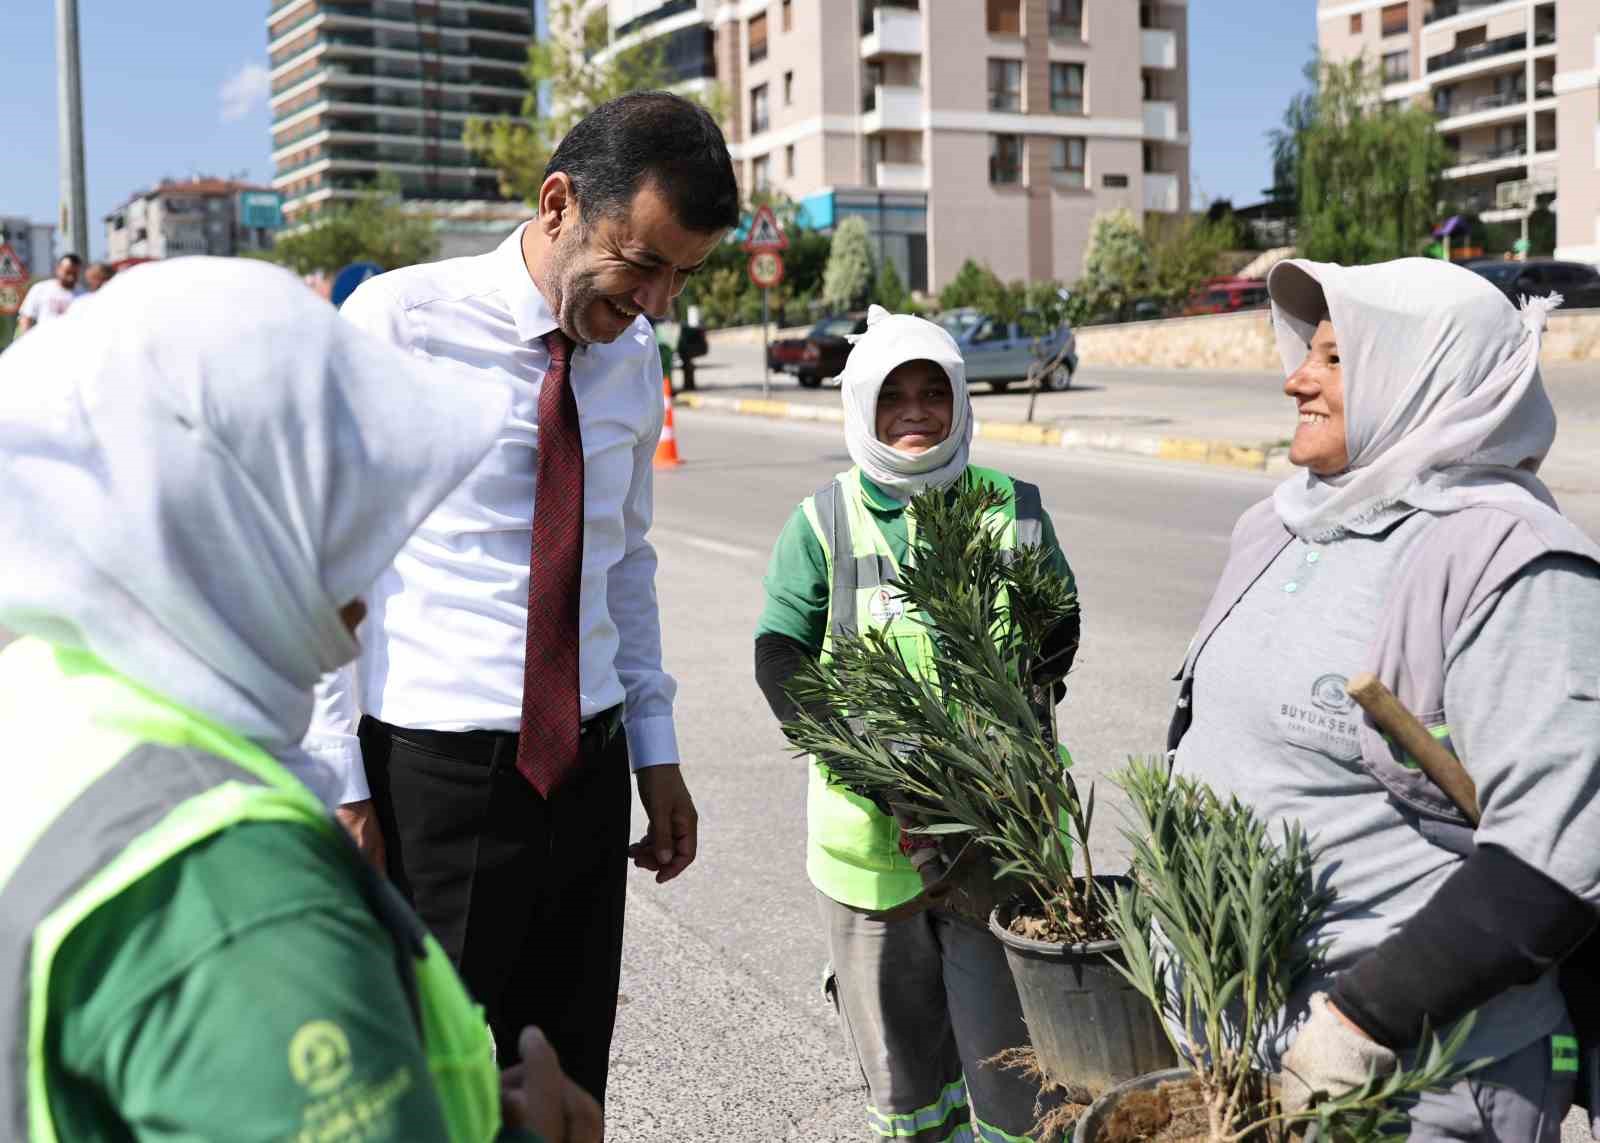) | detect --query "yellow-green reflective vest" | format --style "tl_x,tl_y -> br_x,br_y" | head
799,465 -> 1044,911
0,638 -> 501,1143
